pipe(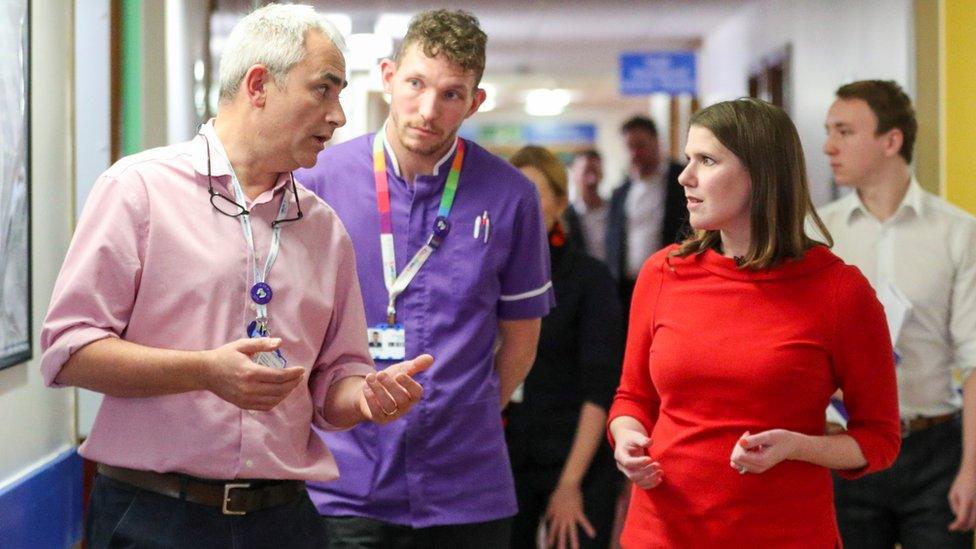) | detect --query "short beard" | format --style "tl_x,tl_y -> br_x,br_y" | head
398,127 -> 455,158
